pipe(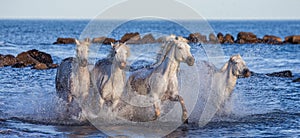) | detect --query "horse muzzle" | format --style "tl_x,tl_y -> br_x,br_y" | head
242,68 -> 251,77
186,56 -> 195,66
120,62 -> 126,69
79,59 -> 88,67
